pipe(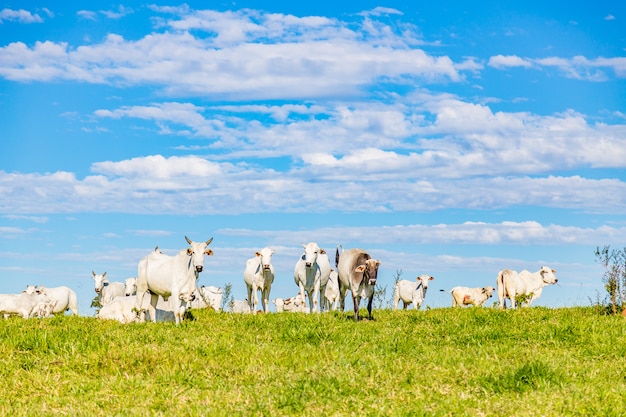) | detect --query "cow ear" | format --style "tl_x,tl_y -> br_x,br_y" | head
429,276 -> 434,280
255,251 -> 262,257
355,265 -> 366,273
320,249 -> 326,255
552,269 -> 556,273
187,248 -> 193,255
205,249 -> 214,256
